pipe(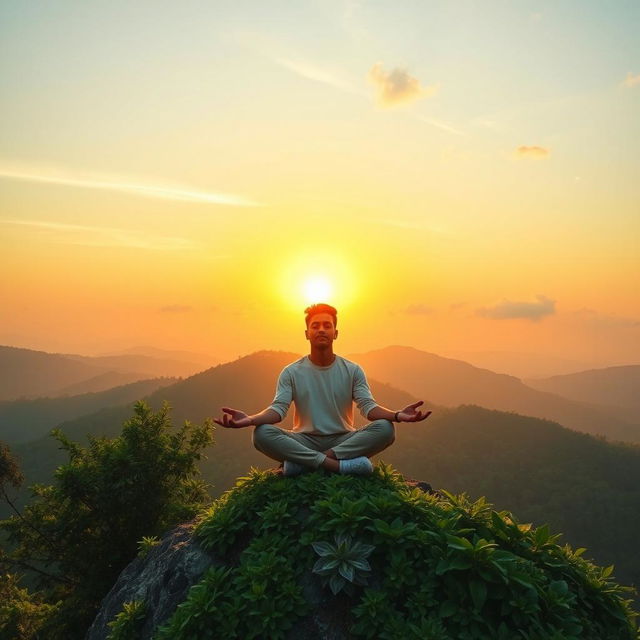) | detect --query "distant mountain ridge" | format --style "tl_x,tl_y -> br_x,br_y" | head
0,345 -> 211,401
348,345 -> 640,442
0,377 -> 177,444
526,365 -> 640,422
